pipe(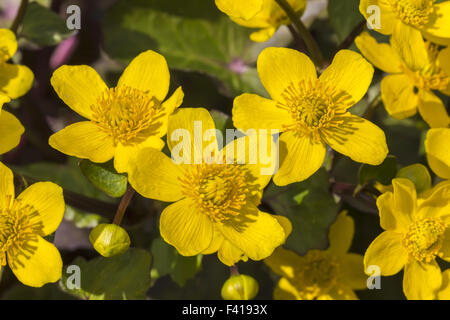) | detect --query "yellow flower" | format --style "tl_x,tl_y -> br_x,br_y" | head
359,0 -> 450,44
438,269 -> 450,299
128,107 -> 290,266
224,0 -> 307,42
356,28 -> 450,128
425,128 -> 450,179
265,211 -> 367,300
0,162 -> 65,287
0,94 -> 24,155
215,0 -> 264,20
0,29 -> 34,99
48,50 -> 184,173
364,178 -> 450,299
233,47 -> 388,186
